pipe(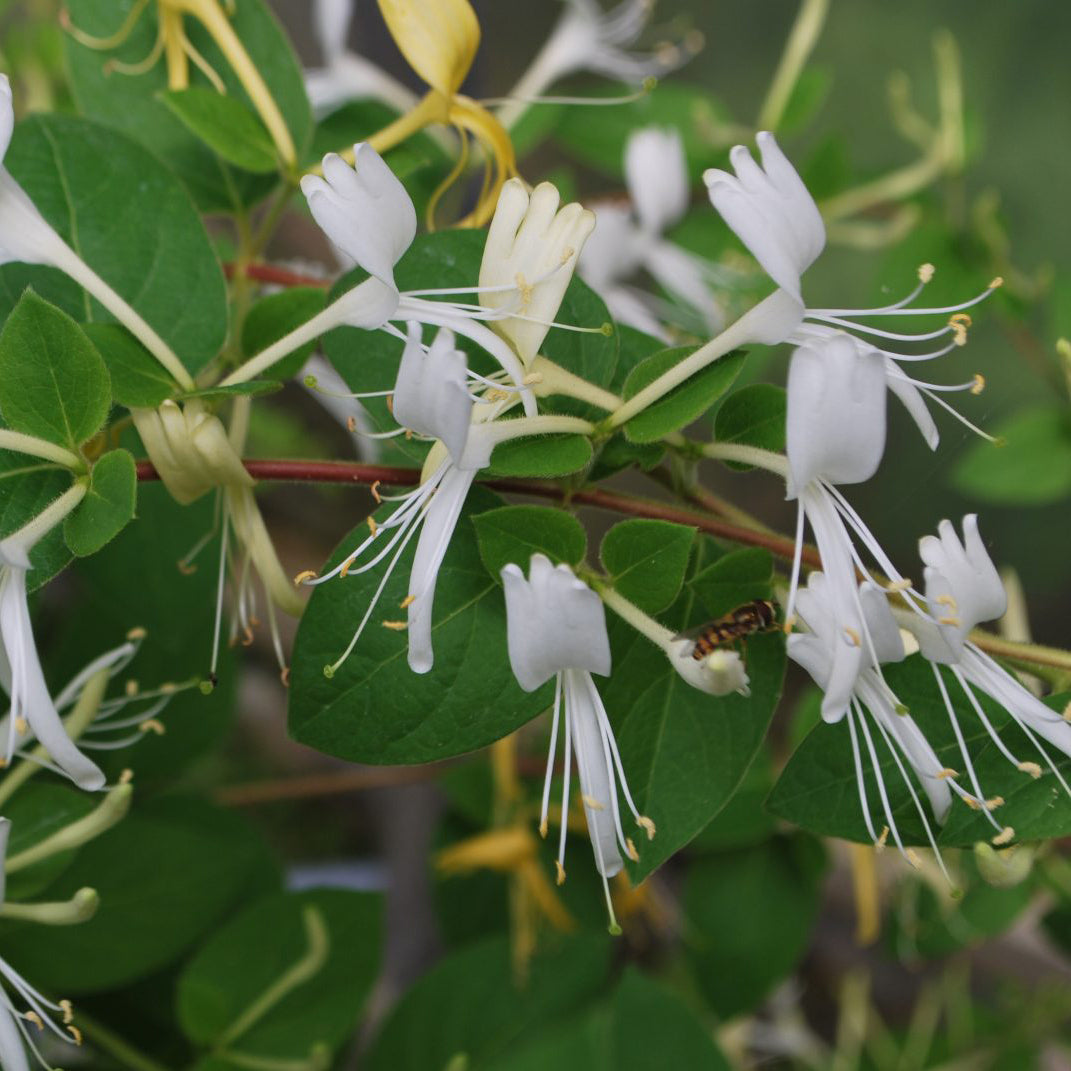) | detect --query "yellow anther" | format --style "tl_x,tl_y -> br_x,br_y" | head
161,682 -> 178,694
399,594 -> 416,609
970,373 -> 985,395
340,556 -> 357,578
346,416 -> 357,432
538,817 -> 548,838
581,794 -> 605,811
385,394 -> 394,415
938,616 -> 961,627
989,276 -> 1004,289
68,1024 -> 83,1046
992,827 -> 1015,846
59,1000 -> 73,1025
177,558 -> 198,575
936,767 -> 959,780
936,594 -> 958,608
13,717 -> 27,736
514,272 -> 533,307
280,666 -> 291,688
371,480 -> 382,504
637,815 -> 656,840
367,516 -> 379,536
23,1011 -> 43,1031
1063,699 -> 1071,722
950,312 -> 973,328
885,578 -> 913,592
522,372 -> 544,385
625,838 -> 639,862
559,246 -> 575,266
381,620 -> 408,631
125,679 -> 139,697
964,795 -> 981,810
985,796 -> 1004,811
782,615 -> 798,634
241,626 -> 254,647
119,768 -> 134,784
293,569 -> 318,587
139,719 -> 166,736
555,860 -> 566,886
843,626 -> 861,647
876,826 -> 890,849
918,263 -> 935,282
1018,760 -> 1043,779
906,849 -> 922,869
126,627 -> 147,641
